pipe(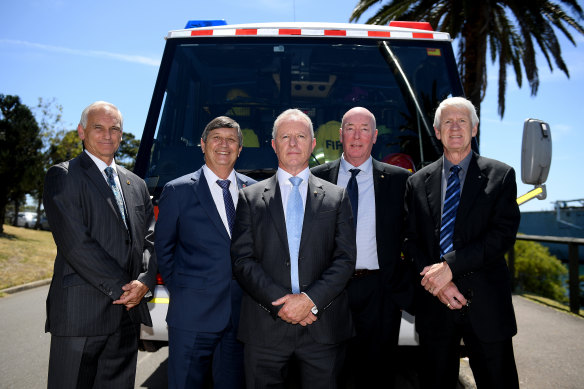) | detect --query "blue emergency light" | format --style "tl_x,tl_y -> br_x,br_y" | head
185,20 -> 227,29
